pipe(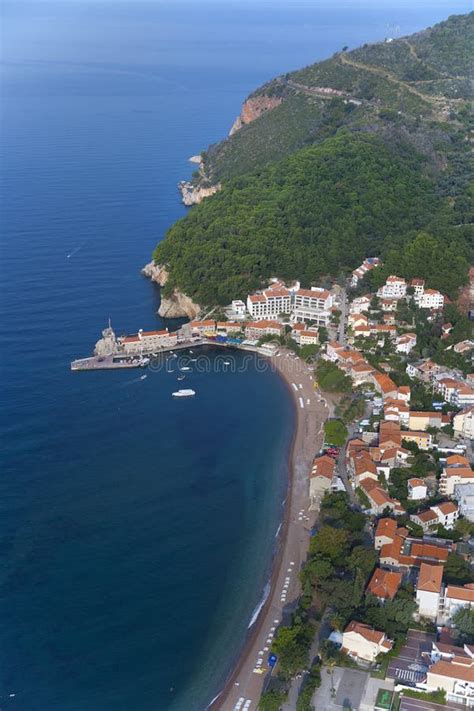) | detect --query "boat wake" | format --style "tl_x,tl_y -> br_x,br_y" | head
66,241 -> 87,259
248,581 -> 271,629
275,522 -> 282,539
